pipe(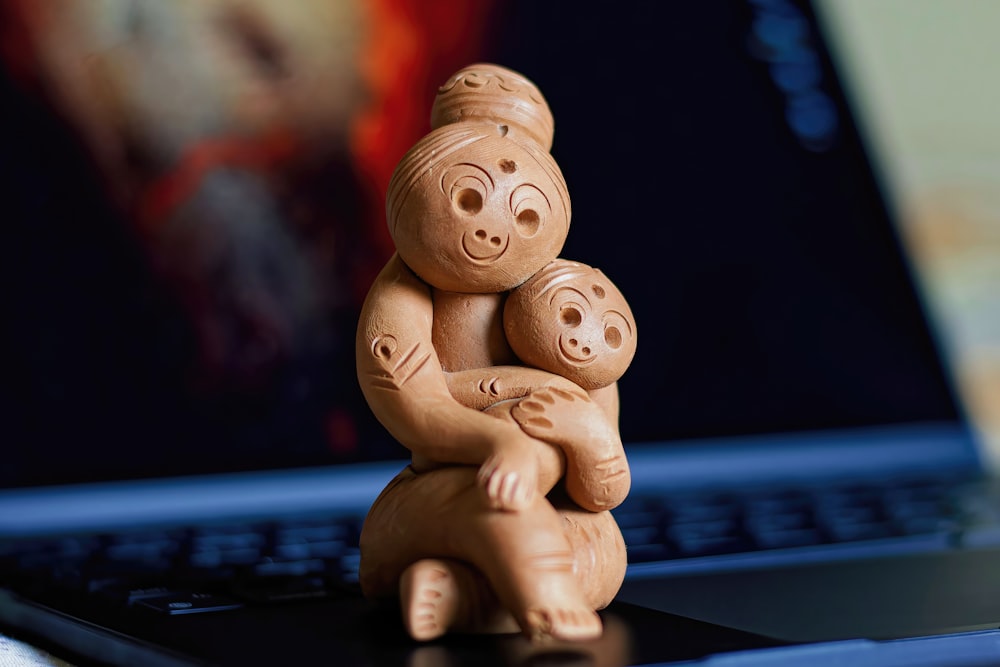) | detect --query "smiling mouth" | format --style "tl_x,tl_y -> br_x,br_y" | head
558,336 -> 596,365
461,233 -> 509,262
